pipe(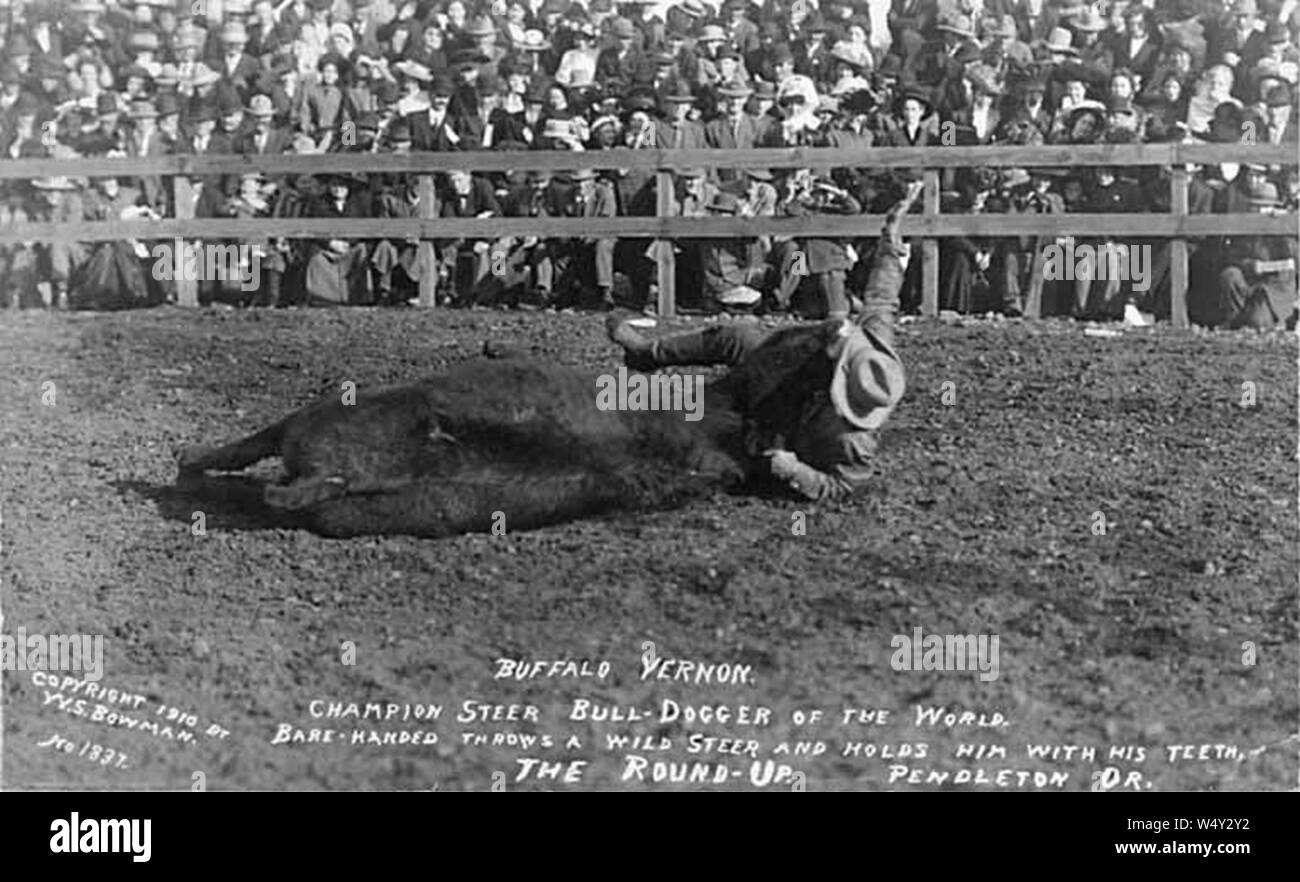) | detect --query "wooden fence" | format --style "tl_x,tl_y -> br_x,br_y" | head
0,142 -> 1295,325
